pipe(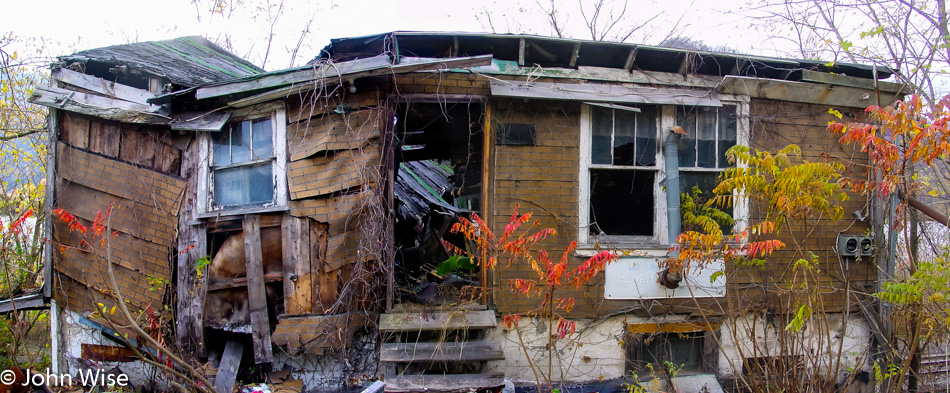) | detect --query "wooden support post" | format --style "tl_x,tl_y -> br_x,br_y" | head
623,48 -> 639,71
518,38 -> 526,67
175,136 -> 208,357
282,216 -> 312,315
43,108 -> 58,299
243,214 -> 273,363
214,339 -> 244,393
569,43 -> 581,68
480,103 -> 493,306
